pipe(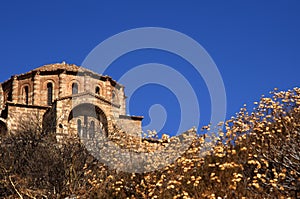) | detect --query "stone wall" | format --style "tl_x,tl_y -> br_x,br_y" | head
2,79 -> 13,103
6,103 -> 47,133
118,115 -> 143,136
